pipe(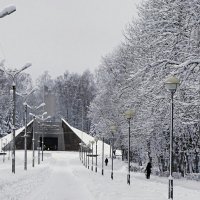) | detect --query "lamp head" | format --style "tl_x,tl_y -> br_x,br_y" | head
164,76 -> 180,93
94,136 -> 99,142
110,125 -> 117,134
124,109 -> 134,120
